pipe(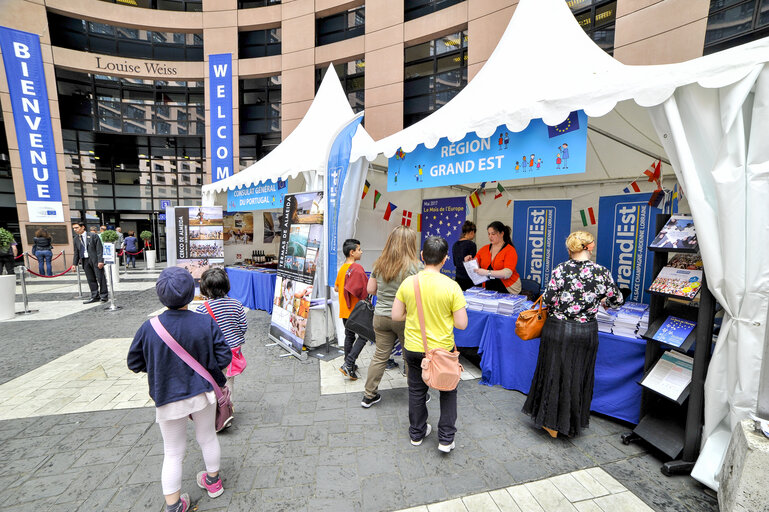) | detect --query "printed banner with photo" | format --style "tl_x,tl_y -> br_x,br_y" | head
422,197 -> 466,279
512,200 -> 572,288
387,111 -> 587,192
223,211 -> 254,245
596,193 -> 661,304
172,206 -> 224,299
263,212 -> 283,243
269,192 -> 324,355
